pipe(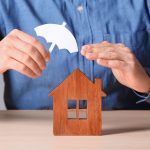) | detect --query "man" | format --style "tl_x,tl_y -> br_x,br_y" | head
0,0 -> 150,110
